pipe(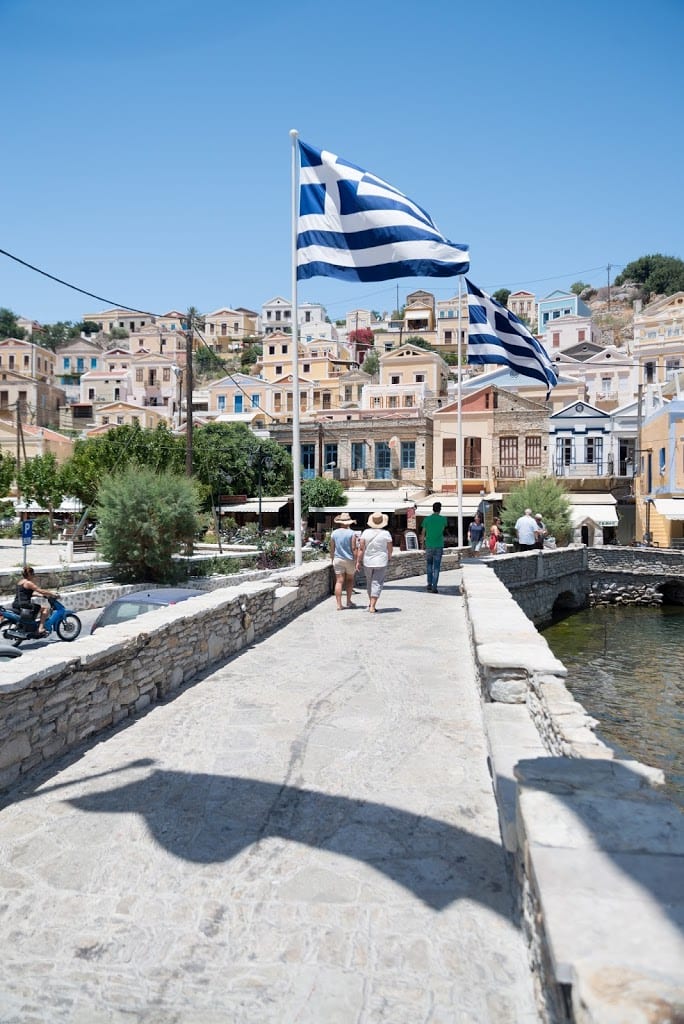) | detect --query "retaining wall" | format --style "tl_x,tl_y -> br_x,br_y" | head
462,563 -> 684,1024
